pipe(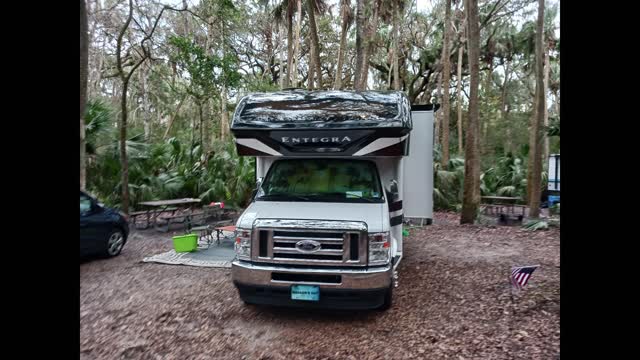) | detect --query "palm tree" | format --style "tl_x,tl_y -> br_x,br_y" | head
273,0 -> 327,89
306,0 -> 326,89
460,0 -> 481,224
334,0 -> 354,89
354,0 -> 380,90
378,0 -> 406,90
526,0 -> 545,219
272,0 -> 298,88
85,99 -> 114,157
